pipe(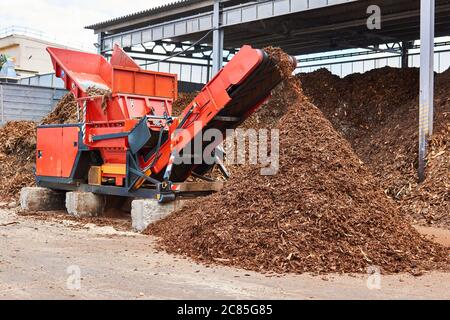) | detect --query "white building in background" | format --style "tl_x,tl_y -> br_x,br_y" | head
0,26 -> 90,78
